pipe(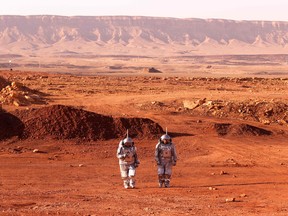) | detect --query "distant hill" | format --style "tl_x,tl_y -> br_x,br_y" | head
0,15 -> 288,57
